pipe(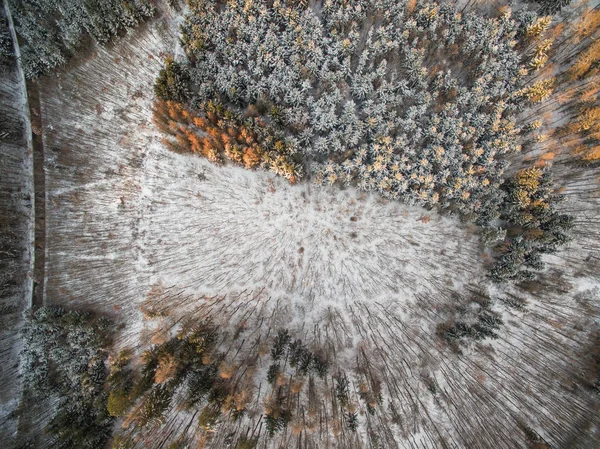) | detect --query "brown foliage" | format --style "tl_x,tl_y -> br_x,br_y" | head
582,145 -> 600,161
218,361 -> 236,379
290,377 -> 304,394
568,40 -> 600,80
534,152 -> 555,167
155,353 -> 177,384
290,419 -> 304,436
575,8 -> 600,40
578,107 -> 600,132
242,146 -> 263,168
152,99 -> 300,182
